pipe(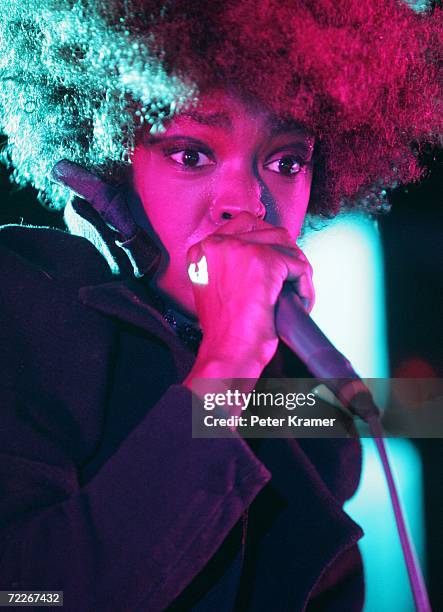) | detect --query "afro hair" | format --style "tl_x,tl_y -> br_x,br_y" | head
0,0 -> 442,216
